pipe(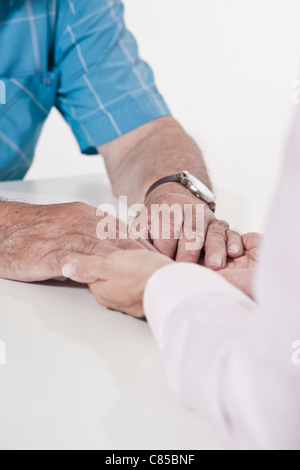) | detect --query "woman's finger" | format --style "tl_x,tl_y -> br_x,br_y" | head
242,232 -> 263,260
